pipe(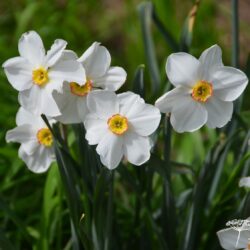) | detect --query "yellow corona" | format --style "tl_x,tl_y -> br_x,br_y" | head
108,114 -> 128,135
36,128 -> 53,147
191,80 -> 213,102
70,79 -> 92,97
32,67 -> 49,86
